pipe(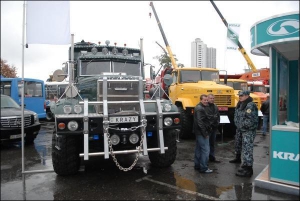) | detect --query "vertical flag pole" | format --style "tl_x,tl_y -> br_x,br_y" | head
21,0 -> 26,174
